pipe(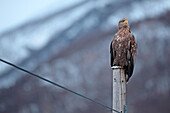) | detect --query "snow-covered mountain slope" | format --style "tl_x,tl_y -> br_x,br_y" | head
0,0 -> 170,113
